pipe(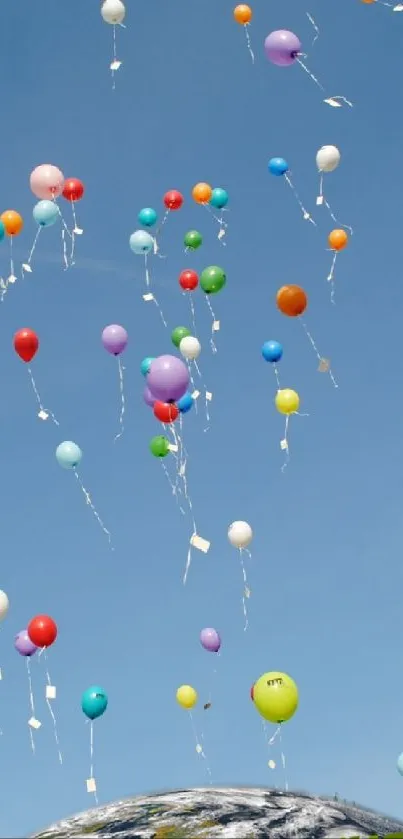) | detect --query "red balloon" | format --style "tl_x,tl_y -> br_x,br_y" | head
153,401 -> 179,423
163,190 -> 183,211
27,615 -> 58,648
13,328 -> 39,363
179,269 -> 198,292
62,178 -> 85,202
